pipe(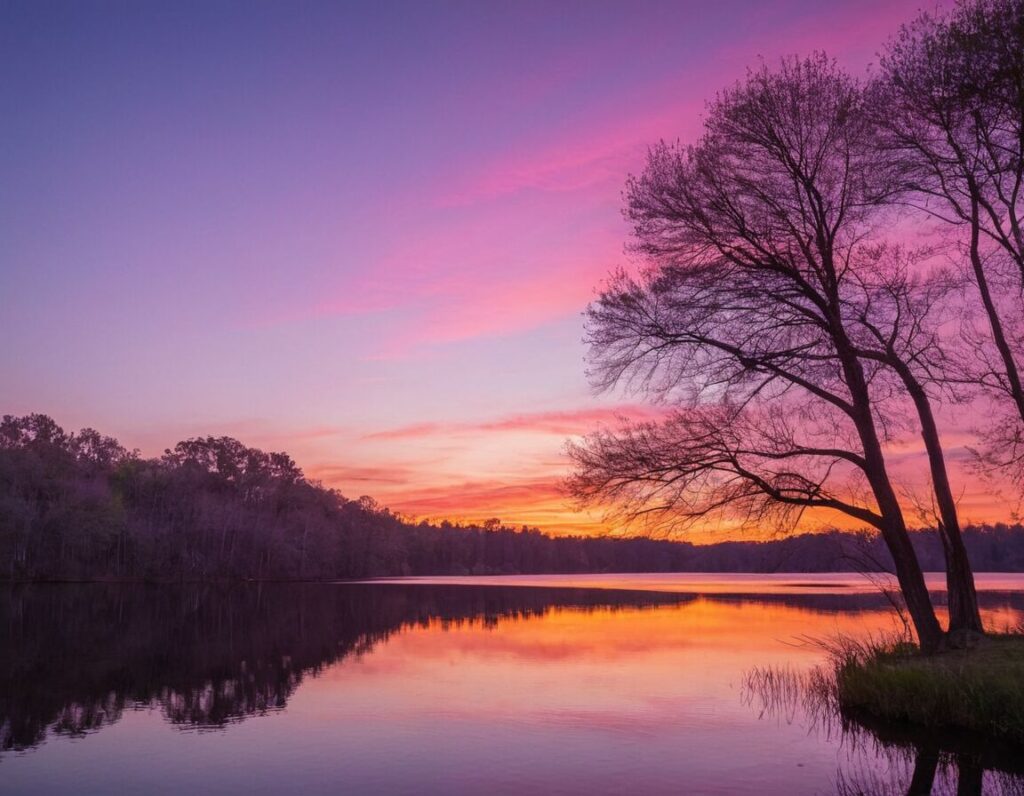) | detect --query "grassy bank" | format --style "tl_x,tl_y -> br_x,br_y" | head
835,635 -> 1024,745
